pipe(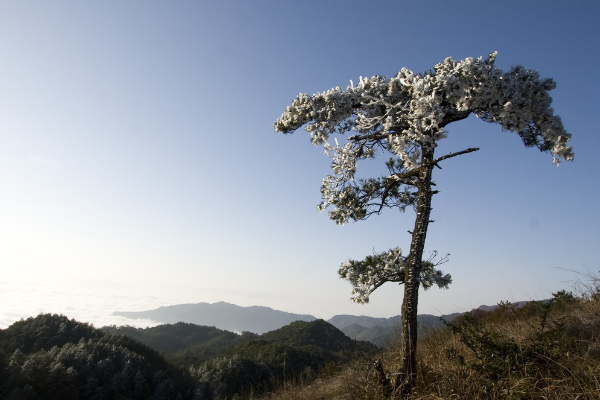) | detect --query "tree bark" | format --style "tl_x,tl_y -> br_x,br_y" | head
400,145 -> 436,392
